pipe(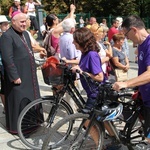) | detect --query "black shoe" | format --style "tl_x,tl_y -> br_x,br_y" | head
134,142 -> 150,150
